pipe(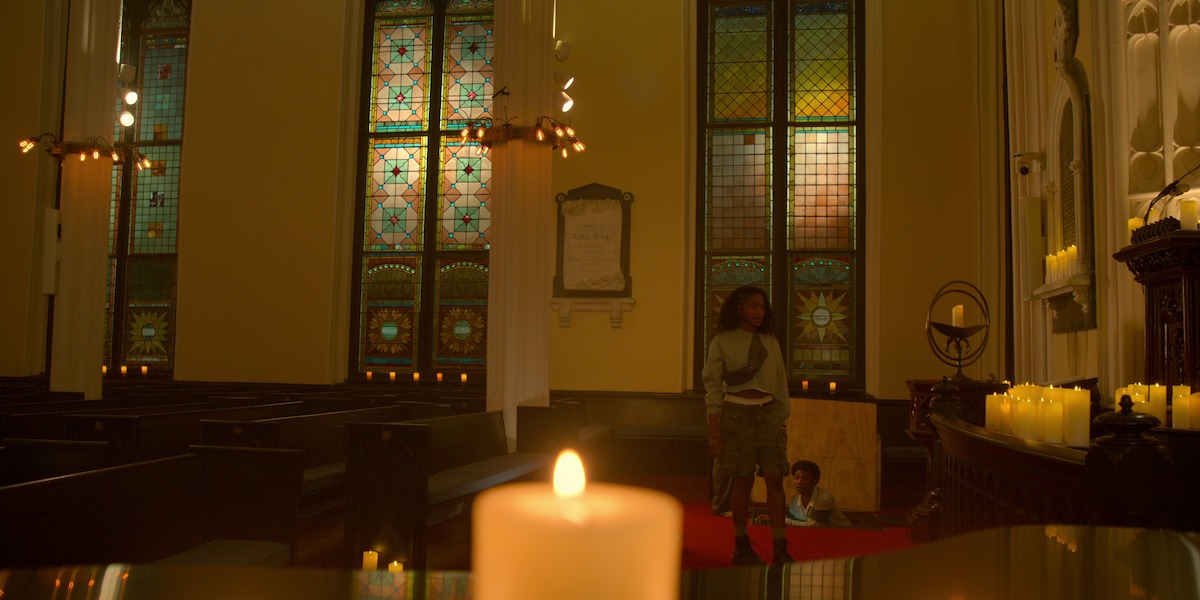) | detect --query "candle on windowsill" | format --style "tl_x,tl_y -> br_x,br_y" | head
829,382 -> 836,393
413,372 -> 420,383
389,371 -> 396,382
120,365 -> 127,376
141,365 -> 148,376
102,365 -> 108,375
1066,245 -> 1078,277
436,372 -> 443,383
388,561 -> 403,573
362,550 -> 378,570
473,450 -> 682,600
461,373 -> 468,384
951,304 -> 964,327
801,380 -> 809,392
366,371 -> 373,381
